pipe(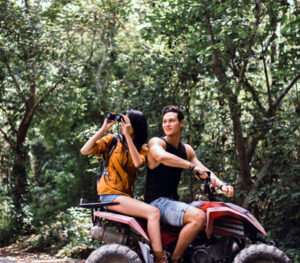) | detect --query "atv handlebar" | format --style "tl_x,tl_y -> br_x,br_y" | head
193,170 -> 214,187
193,170 -> 218,201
